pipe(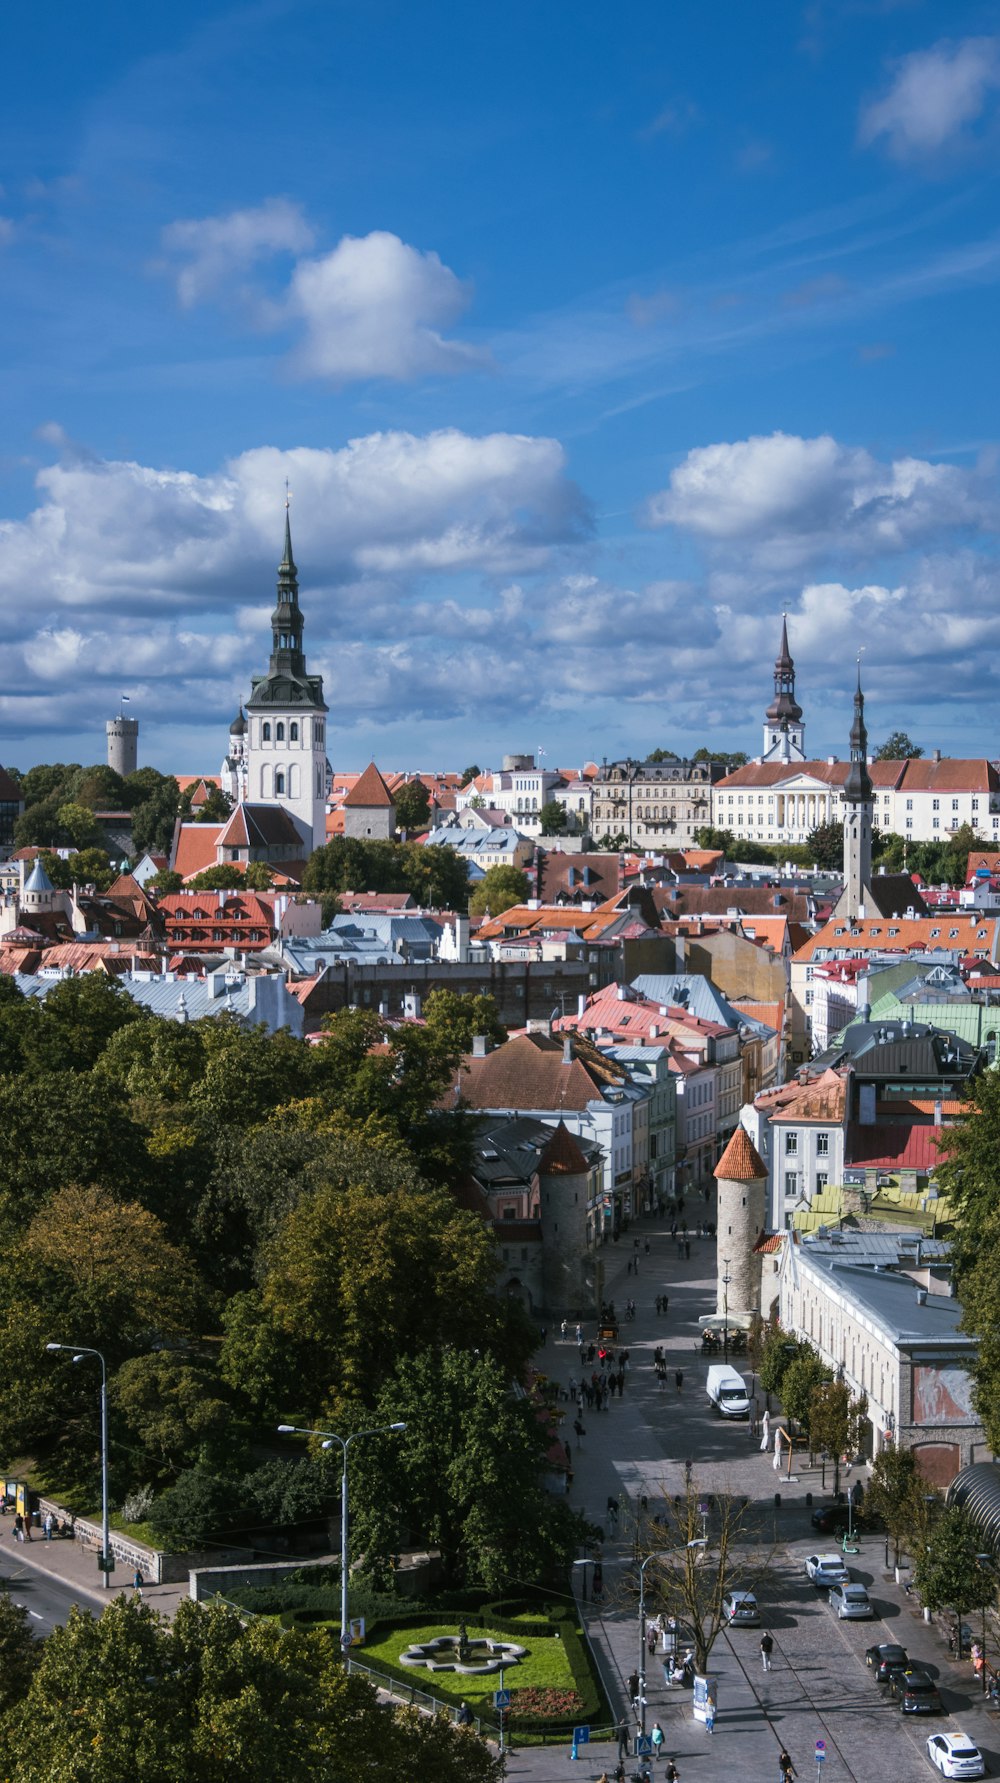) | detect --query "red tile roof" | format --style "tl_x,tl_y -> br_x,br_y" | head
342,761 -> 395,809
845,1123 -> 946,1171
715,1126 -> 768,1181
540,1121 -> 591,1175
